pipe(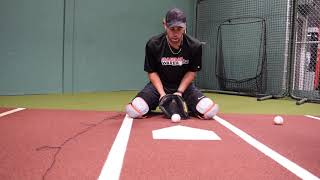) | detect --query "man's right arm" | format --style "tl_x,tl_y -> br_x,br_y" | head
148,72 -> 166,99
